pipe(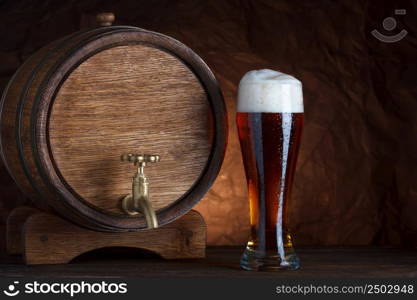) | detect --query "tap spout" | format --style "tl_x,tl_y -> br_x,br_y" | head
121,154 -> 160,229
